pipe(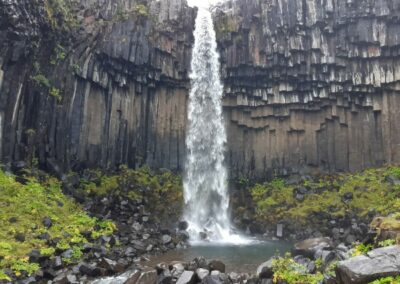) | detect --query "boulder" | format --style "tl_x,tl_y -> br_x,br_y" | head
293,238 -> 333,258
336,246 -> 400,284
208,260 -> 225,273
162,235 -> 172,245
196,268 -> 210,281
176,271 -> 195,284
256,259 -> 273,279
136,267 -> 158,284
202,275 -> 223,284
